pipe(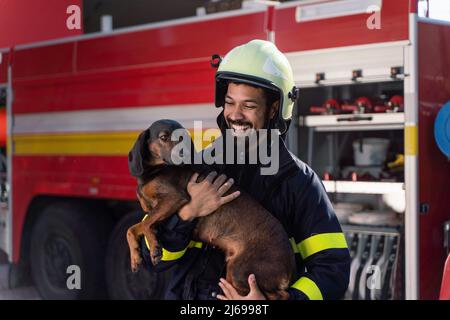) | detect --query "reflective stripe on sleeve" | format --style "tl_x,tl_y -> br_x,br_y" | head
297,233 -> 348,259
160,240 -> 203,261
291,277 -> 323,300
141,214 -> 203,261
